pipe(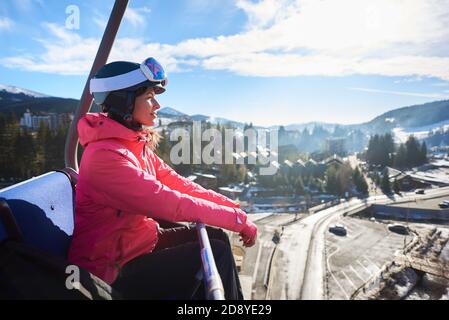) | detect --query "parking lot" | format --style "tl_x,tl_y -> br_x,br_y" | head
325,216 -> 411,299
